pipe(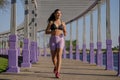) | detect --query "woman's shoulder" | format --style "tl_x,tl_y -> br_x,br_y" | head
49,21 -> 54,25
62,21 -> 65,24
61,21 -> 66,26
48,21 -> 54,26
